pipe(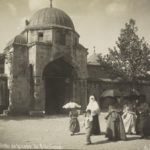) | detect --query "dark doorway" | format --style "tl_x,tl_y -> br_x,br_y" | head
43,58 -> 75,115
